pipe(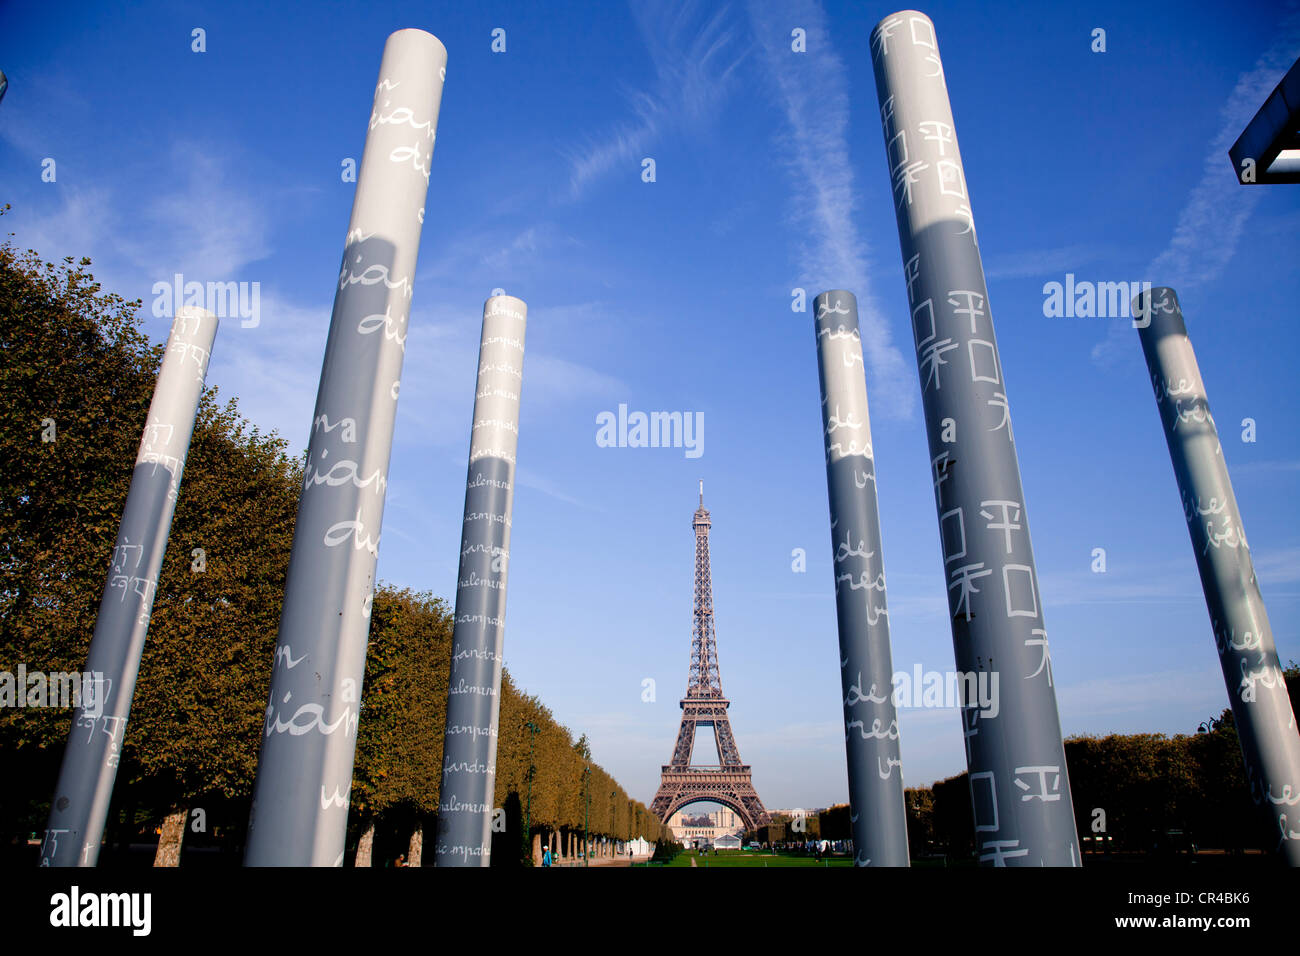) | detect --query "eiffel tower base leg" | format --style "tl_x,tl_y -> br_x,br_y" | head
651,767 -> 768,834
